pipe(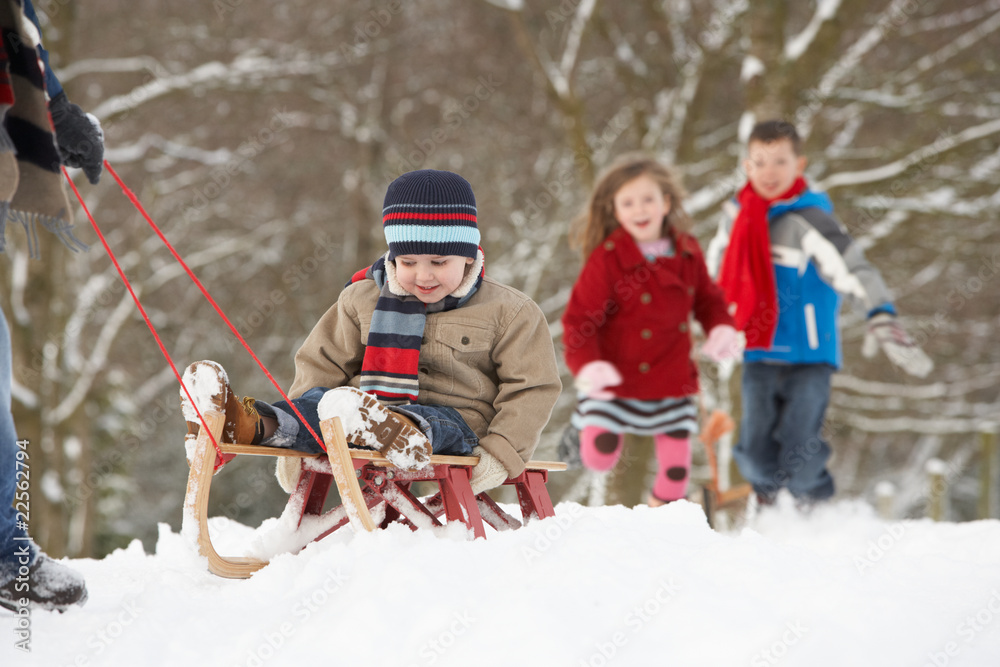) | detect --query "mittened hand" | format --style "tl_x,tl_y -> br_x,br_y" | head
49,92 -> 105,184
574,360 -> 622,400
700,324 -> 742,362
469,446 -> 509,494
862,313 -> 934,378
